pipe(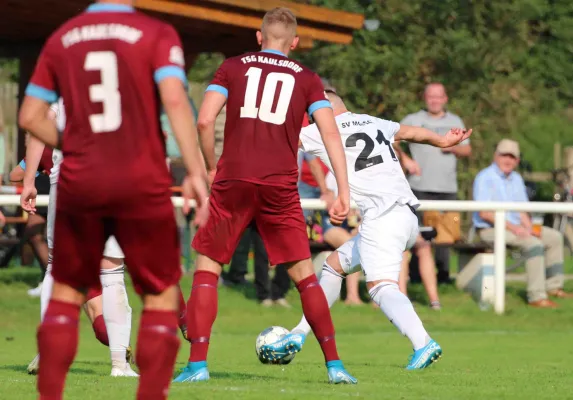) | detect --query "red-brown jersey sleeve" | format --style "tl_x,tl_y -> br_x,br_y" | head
152,23 -> 187,86
205,59 -> 231,98
305,73 -> 331,117
25,41 -> 59,104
